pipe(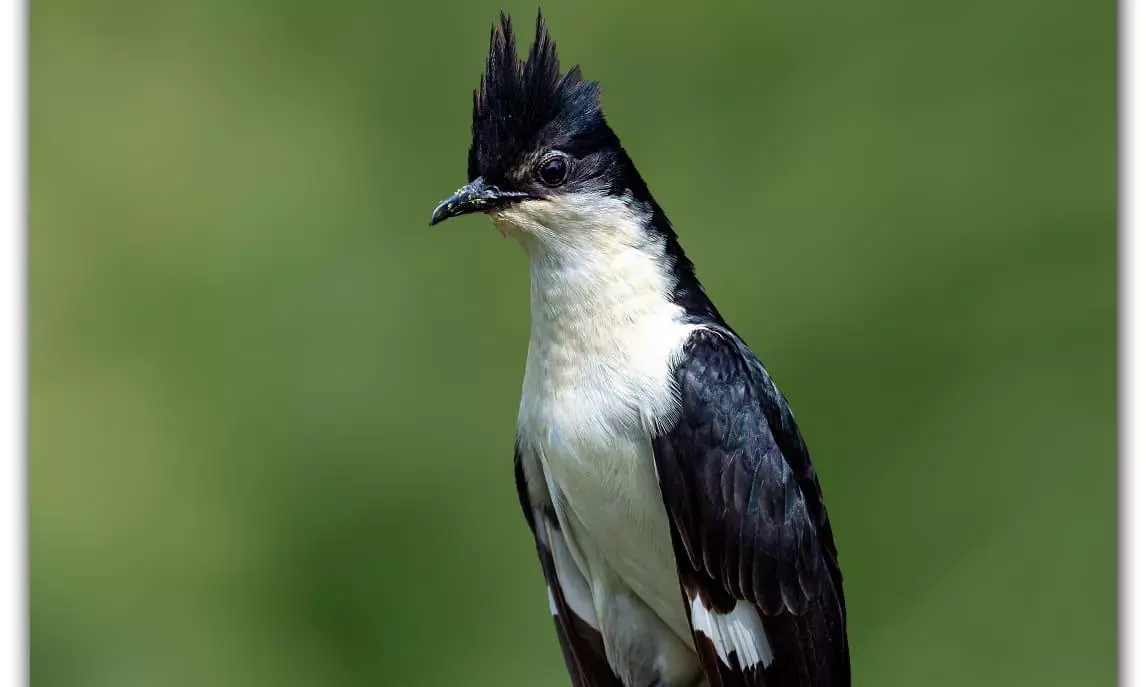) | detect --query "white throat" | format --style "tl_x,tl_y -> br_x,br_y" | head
492,192 -> 696,439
